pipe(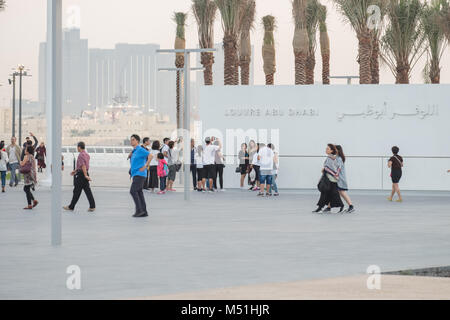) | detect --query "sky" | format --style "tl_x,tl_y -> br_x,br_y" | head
0,0 -> 449,106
